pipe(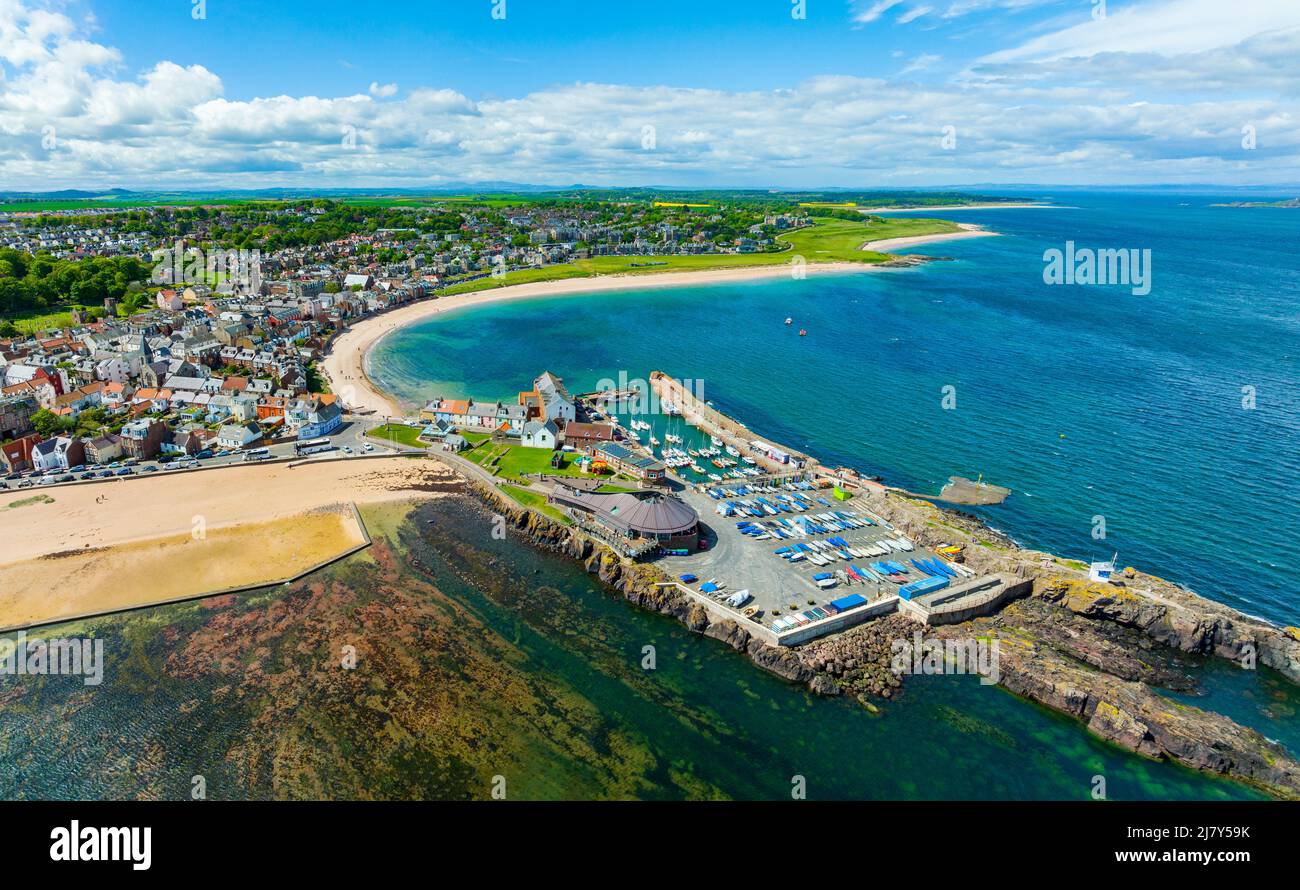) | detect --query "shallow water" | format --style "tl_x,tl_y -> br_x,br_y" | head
0,497 -> 1267,800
